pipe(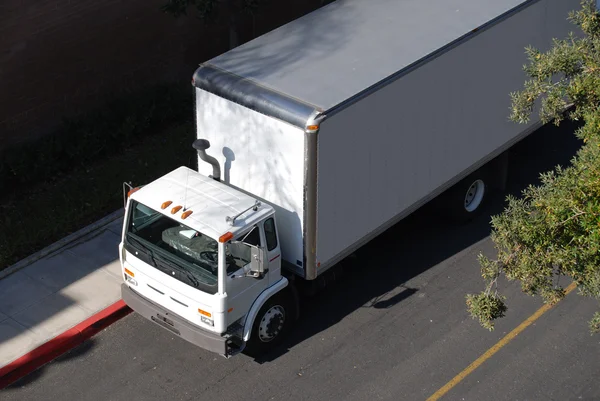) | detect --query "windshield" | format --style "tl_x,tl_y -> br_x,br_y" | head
125,200 -> 221,294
